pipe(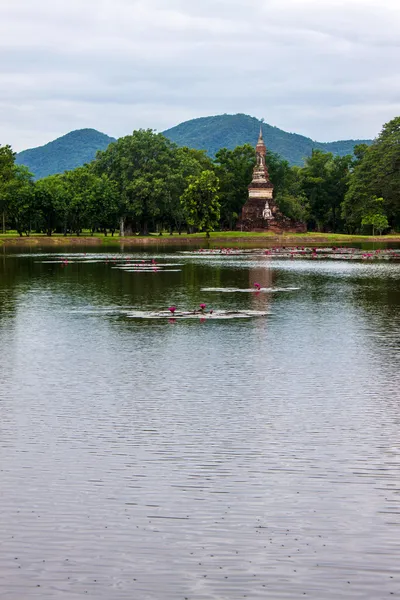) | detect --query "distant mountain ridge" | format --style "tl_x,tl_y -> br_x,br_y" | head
16,129 -> 116,179
163,114 -> 372,165
16,115 -> 372,178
